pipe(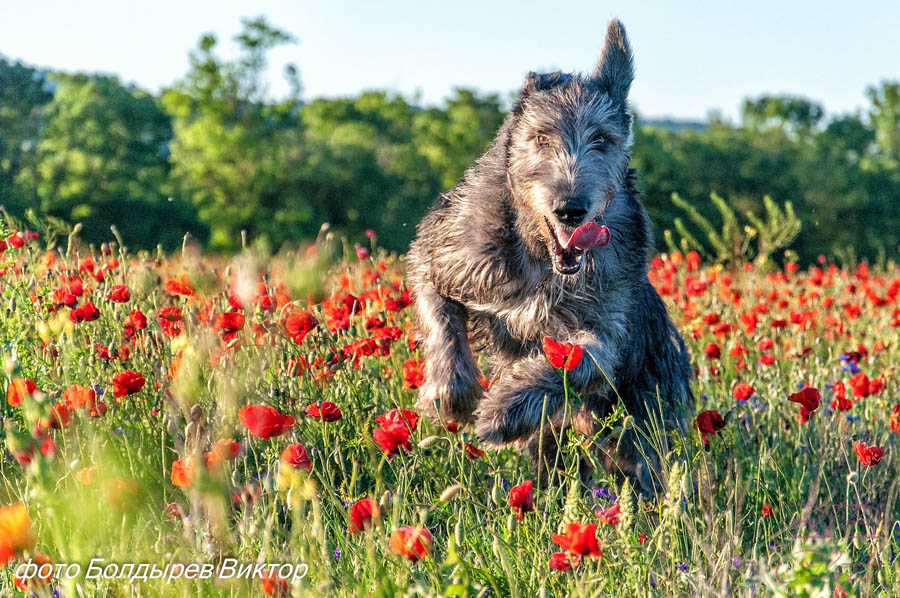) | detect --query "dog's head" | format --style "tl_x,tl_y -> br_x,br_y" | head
506,19 -> 634,276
